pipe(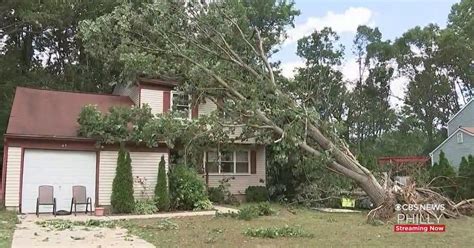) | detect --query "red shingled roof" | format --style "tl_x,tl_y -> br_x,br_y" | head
6,87 -> 134,139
